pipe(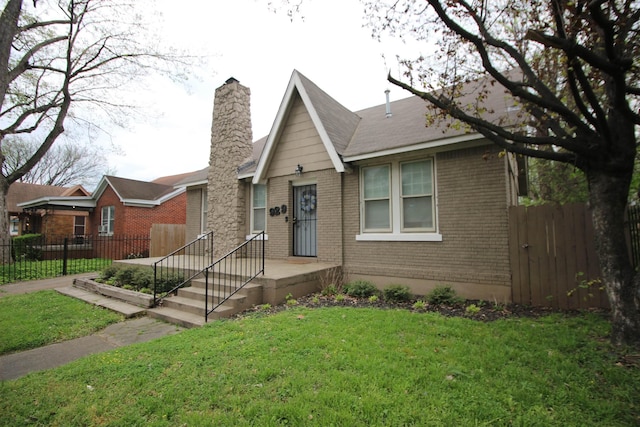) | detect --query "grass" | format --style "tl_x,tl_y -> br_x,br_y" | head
0,290 -> 123,355
0,258 -> 111,284
1,305 -> 638,426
